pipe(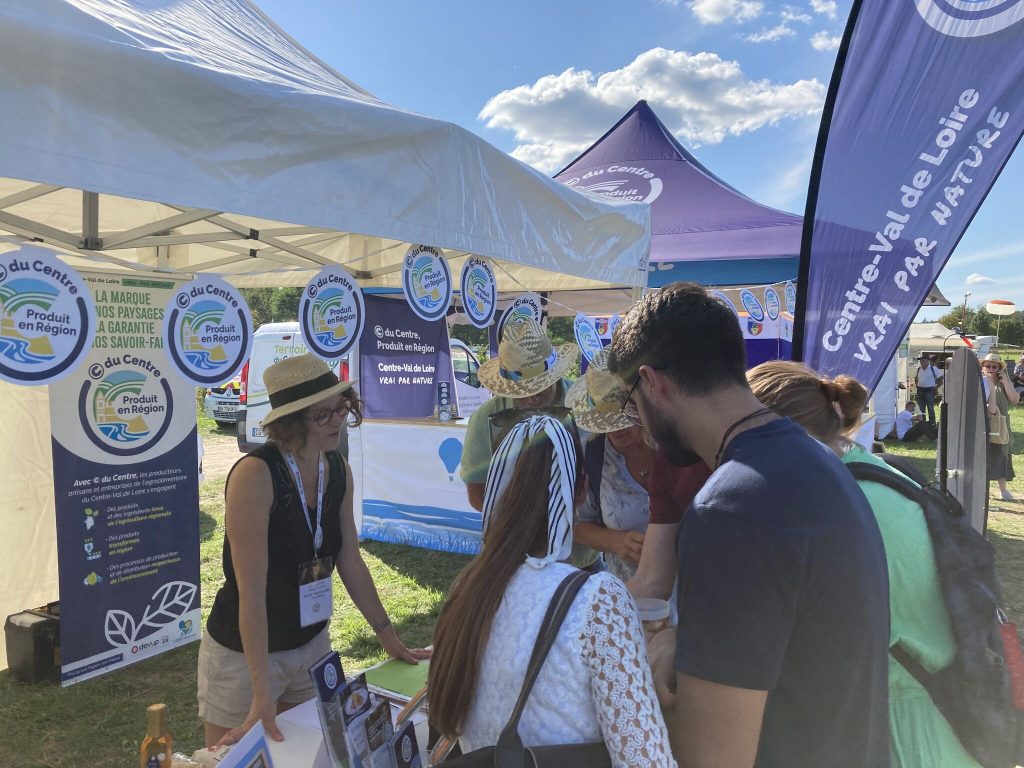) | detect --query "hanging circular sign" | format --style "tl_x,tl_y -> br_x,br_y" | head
710,290 -> 739,318
0,245 -> 96,385
764,287 -> 781,321
740,289 -> 765,323
163,275 -> 252,386
459,257 -> 497,329
574,313 -> 604,363
77,354 -> 175,456
300,266 -> 365,360
496,292 -> 544,341
784,282 -> 797,315
609,314 -> 622,338
402,245 -> 452,322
